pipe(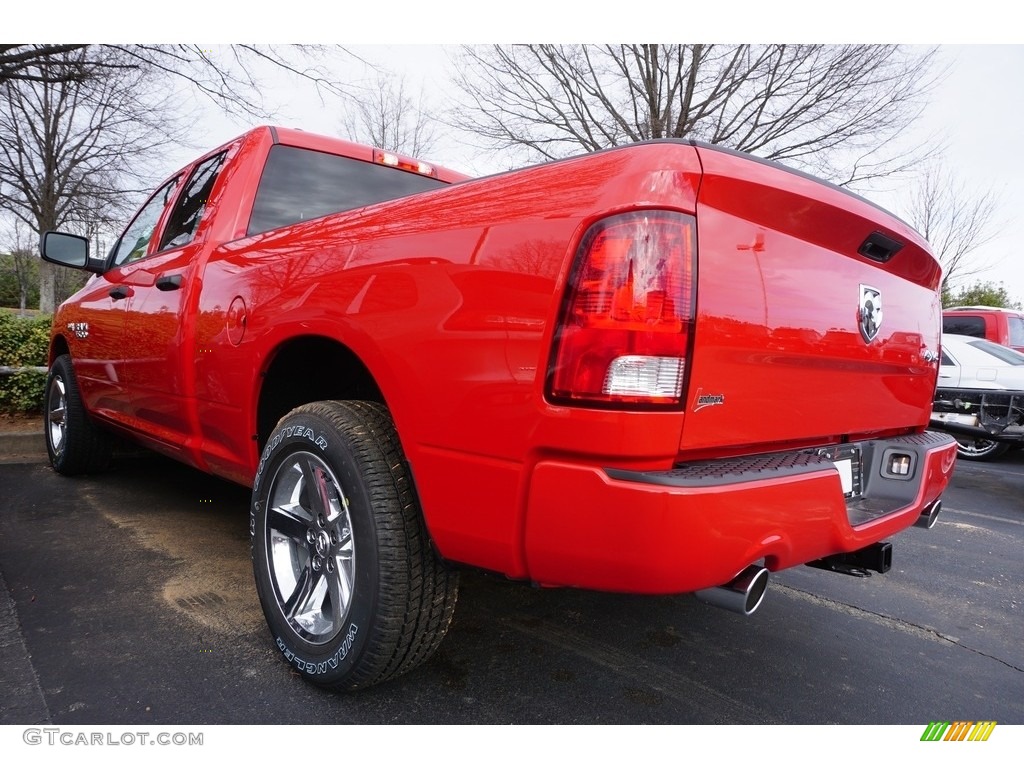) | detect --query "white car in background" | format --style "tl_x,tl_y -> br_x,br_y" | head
931,334 -> 1024,460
